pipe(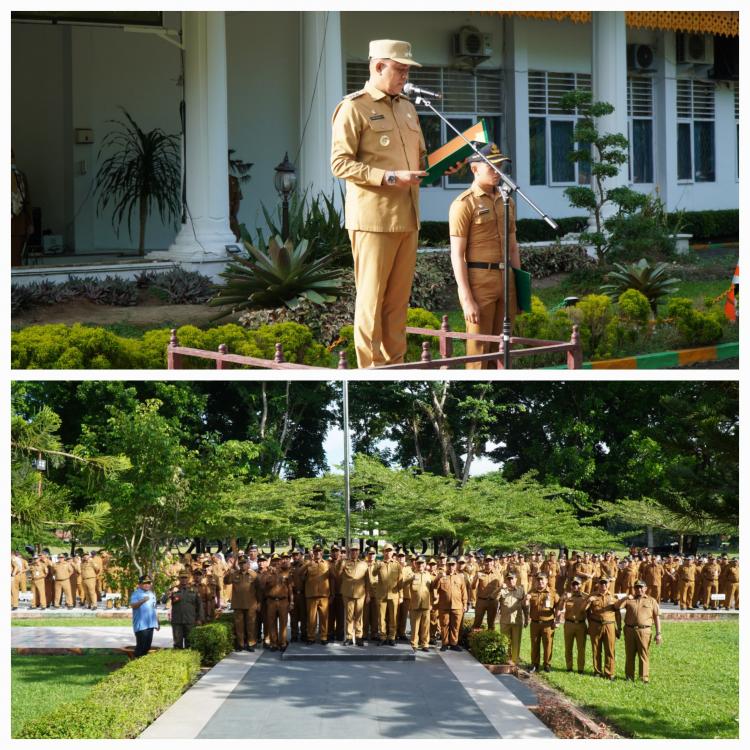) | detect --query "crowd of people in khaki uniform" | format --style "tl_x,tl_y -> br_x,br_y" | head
12,544 -> 738,683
